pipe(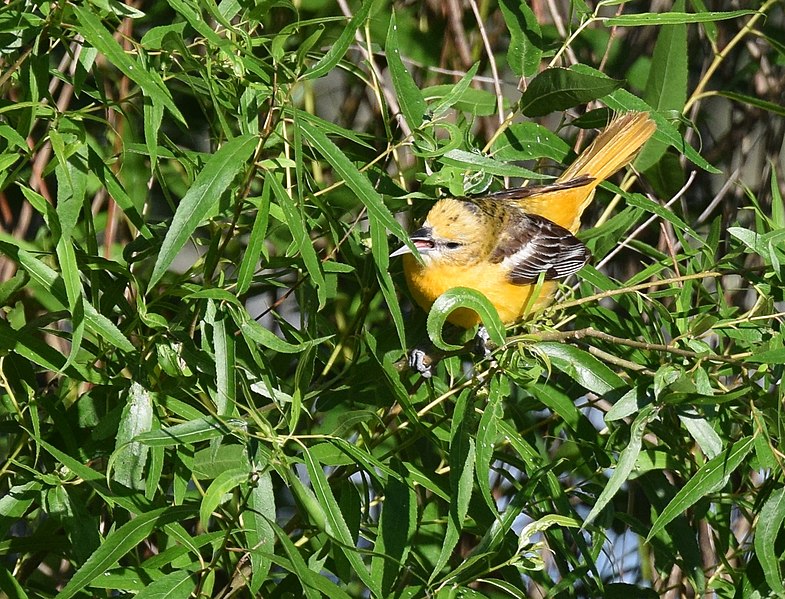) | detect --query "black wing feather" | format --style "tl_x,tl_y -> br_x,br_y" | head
489,212 -> 590,285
